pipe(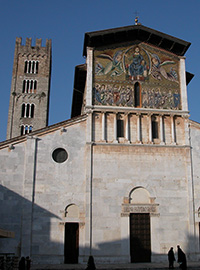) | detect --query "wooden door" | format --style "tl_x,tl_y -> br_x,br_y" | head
64,223 -> 79,263
130,213 -> 151,262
